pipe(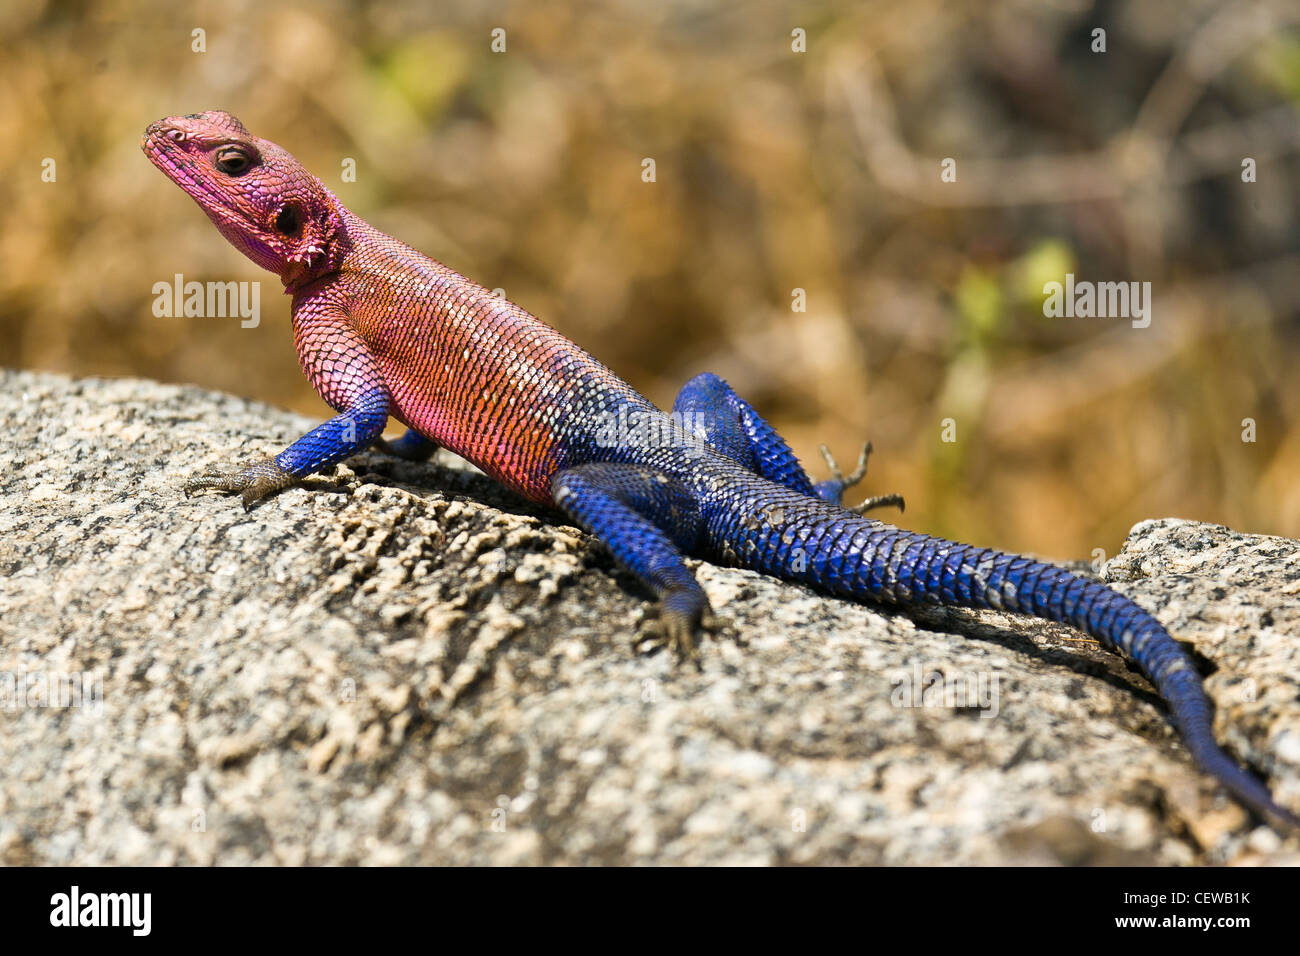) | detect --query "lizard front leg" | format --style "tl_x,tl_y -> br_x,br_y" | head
185,384 -> 390,508
187,313 -> 393,509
